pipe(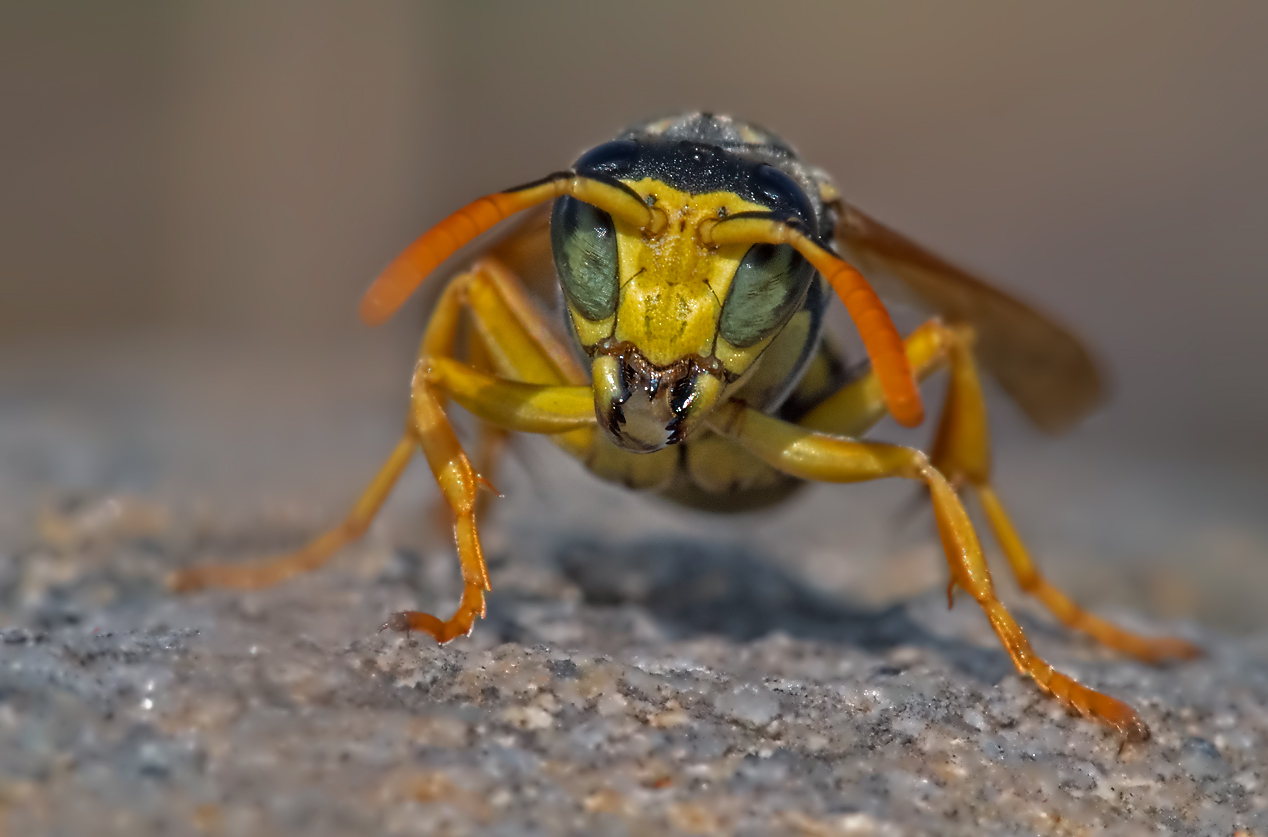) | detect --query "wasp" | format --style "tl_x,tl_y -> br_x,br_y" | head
172,113 -> 1199,740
